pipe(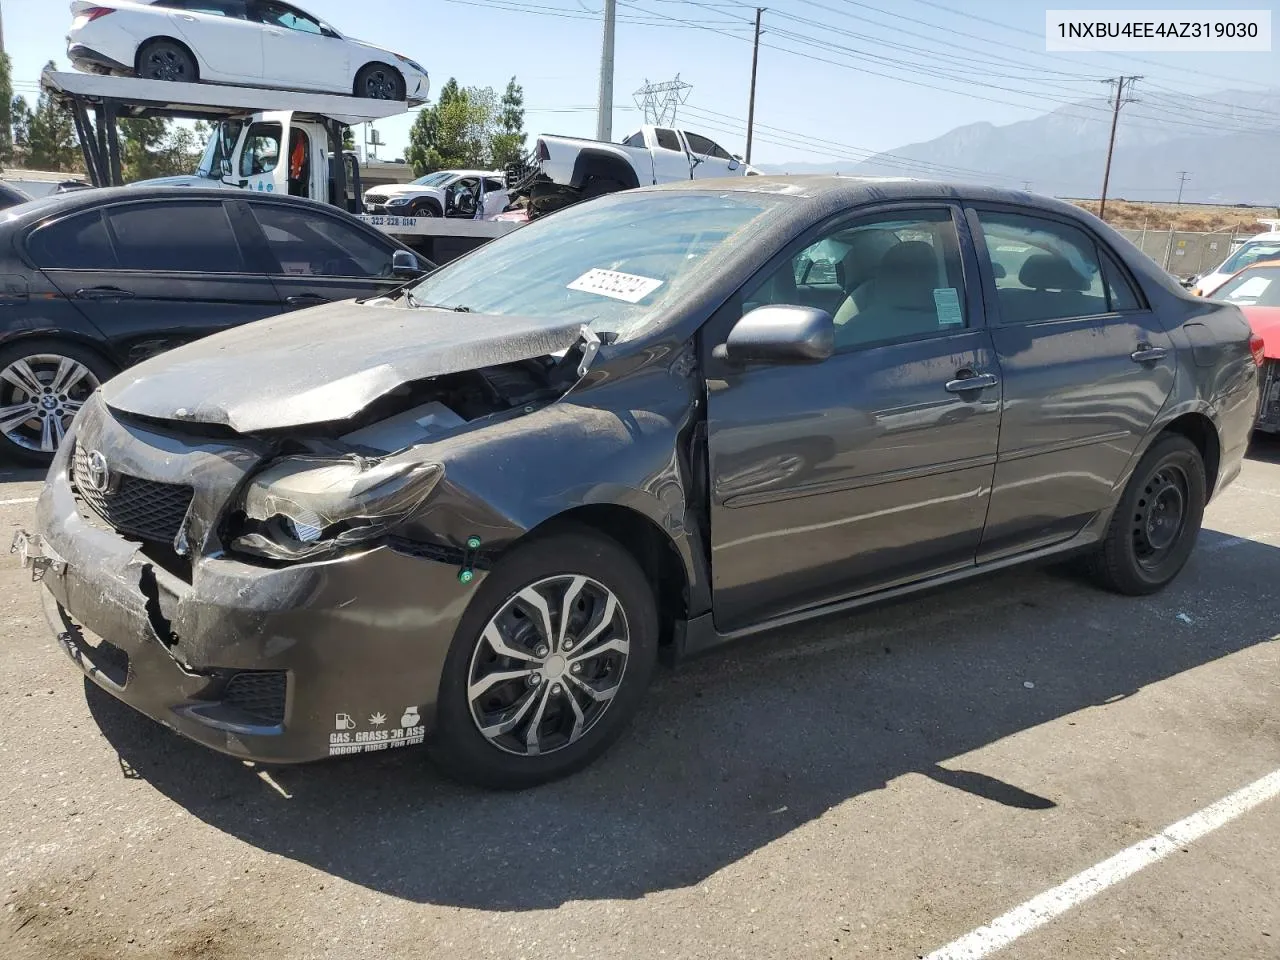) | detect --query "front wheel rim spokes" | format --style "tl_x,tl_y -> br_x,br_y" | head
467,574 -> 630,757
0,355 -> 99,453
